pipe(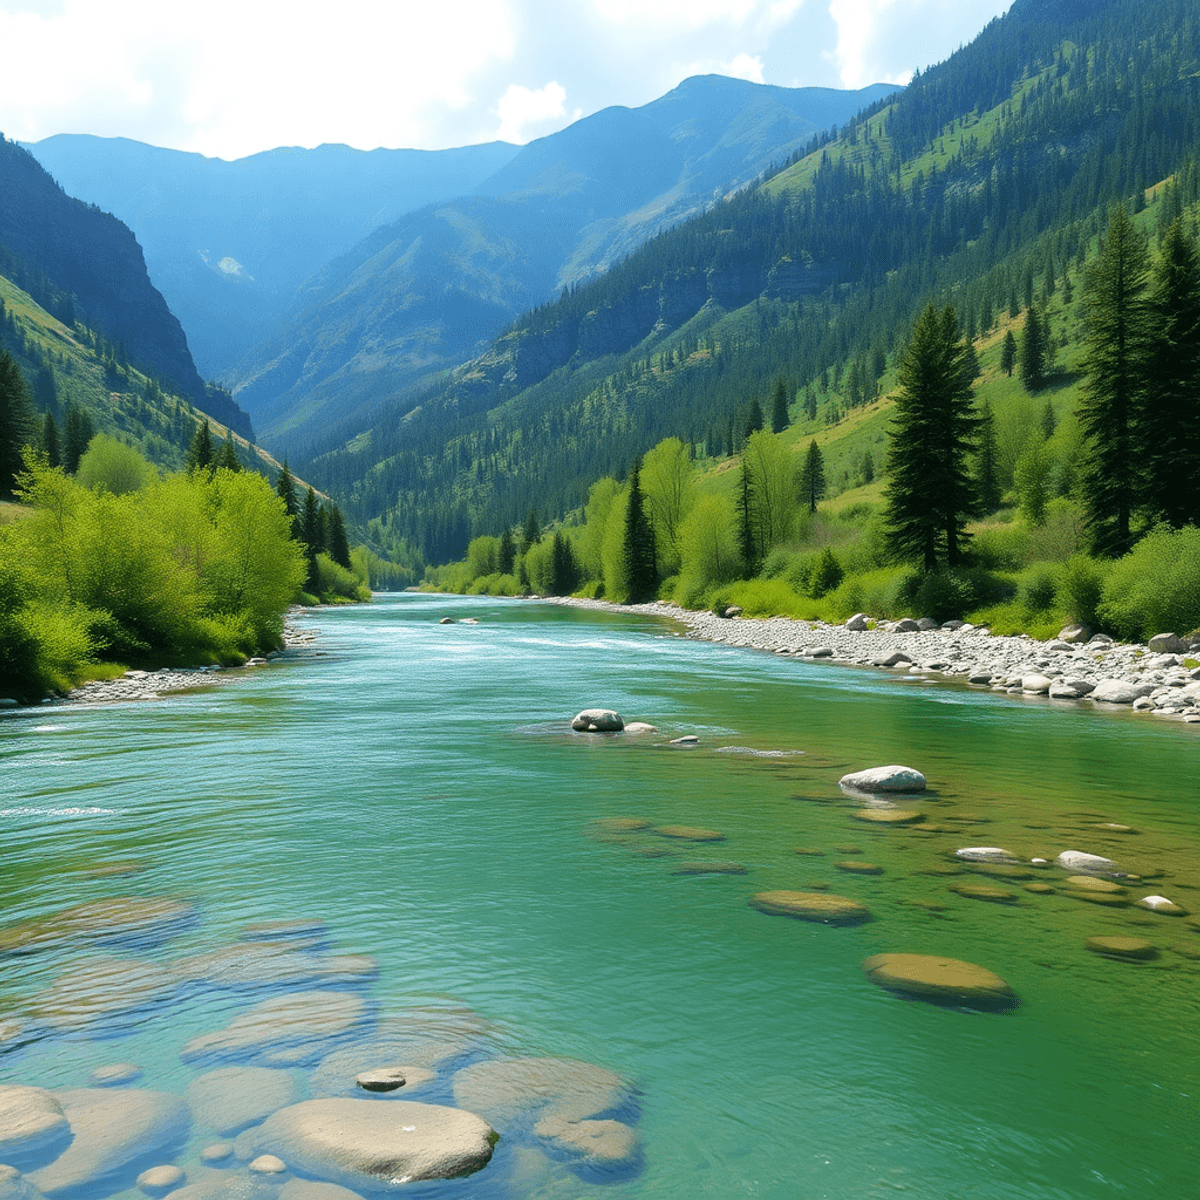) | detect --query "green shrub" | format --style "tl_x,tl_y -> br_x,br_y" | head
809,547 -> 844,597
1018,561 -> 1059,614
1098,526 -> 1200,641
1056,554 -> 1106,628
722,577 -> 823,619
971,523 -> 1032,571
824,566 -> 914,620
